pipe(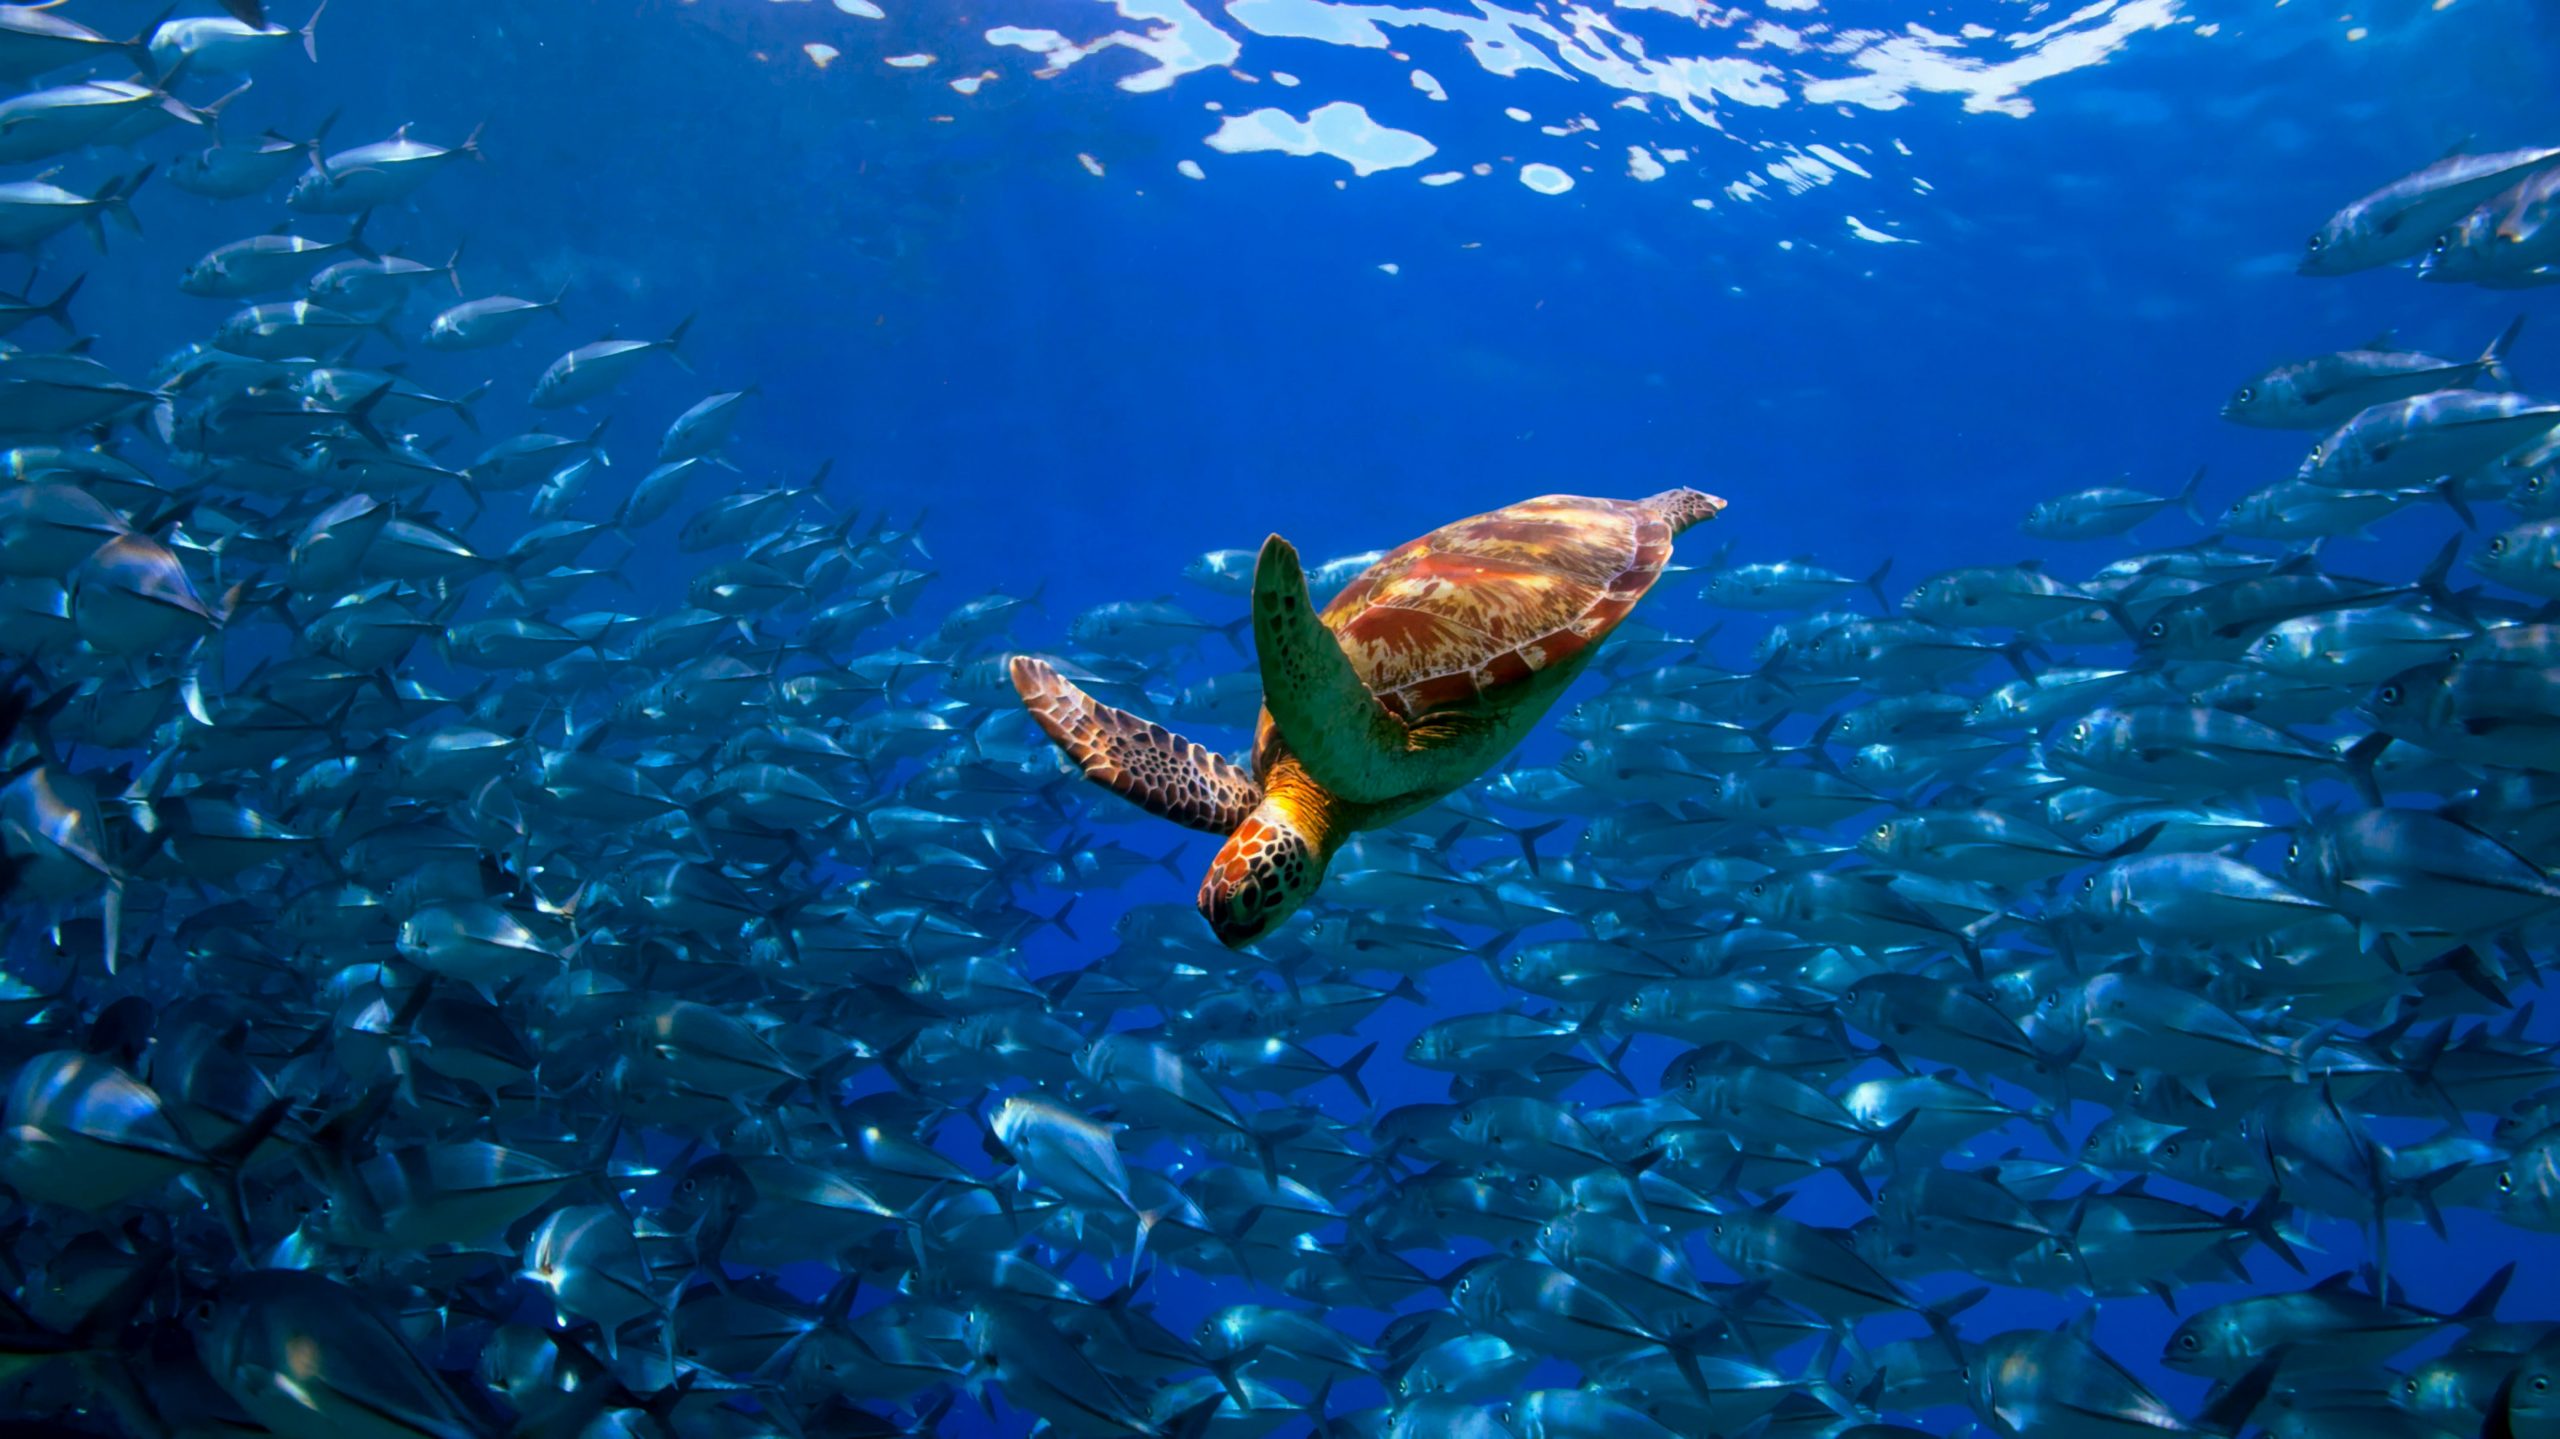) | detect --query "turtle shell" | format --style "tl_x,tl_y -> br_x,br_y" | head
1320,493 -> 1681,721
